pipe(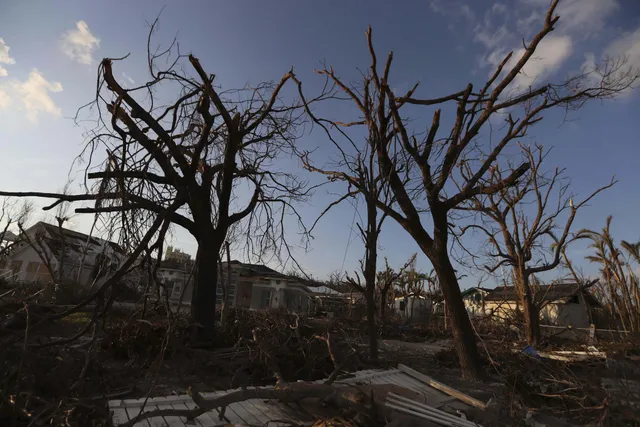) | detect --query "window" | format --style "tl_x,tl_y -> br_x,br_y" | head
399,301 -> 406,311
10,260 -> 23,275
25,262 -> 41,281
260,289 -> 271,308
171,283 -> 183,298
